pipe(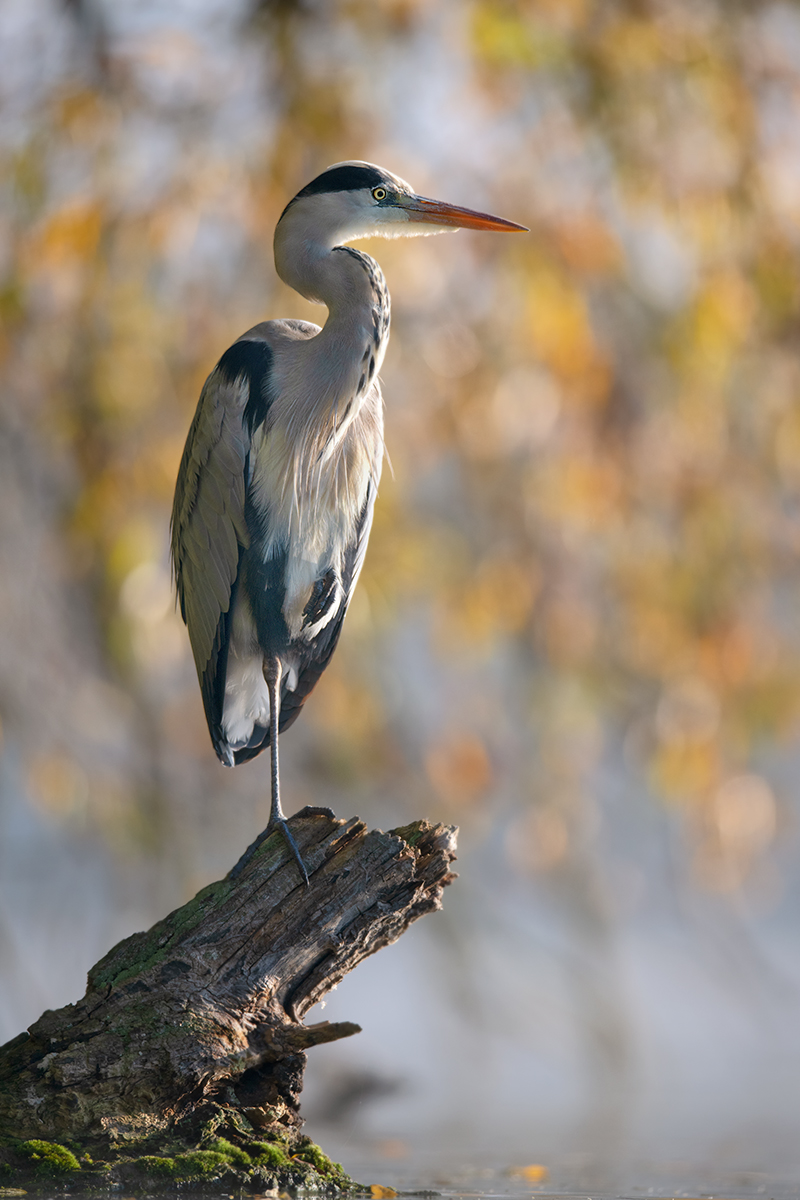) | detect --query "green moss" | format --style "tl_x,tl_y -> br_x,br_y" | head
250,1137 -> 291,1166
88,877 -> 233,991
293,1141 -> 351,1185
19,1141 -> 80,1175
2,1128 -> 361,1193
206,1138 -> 252,1168
173,1150 -> 231,1178
134,1149 -> 245,1181
295,1142 -> 332,1171
390,820 -> 425,847
134,1155 -> 177,1178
